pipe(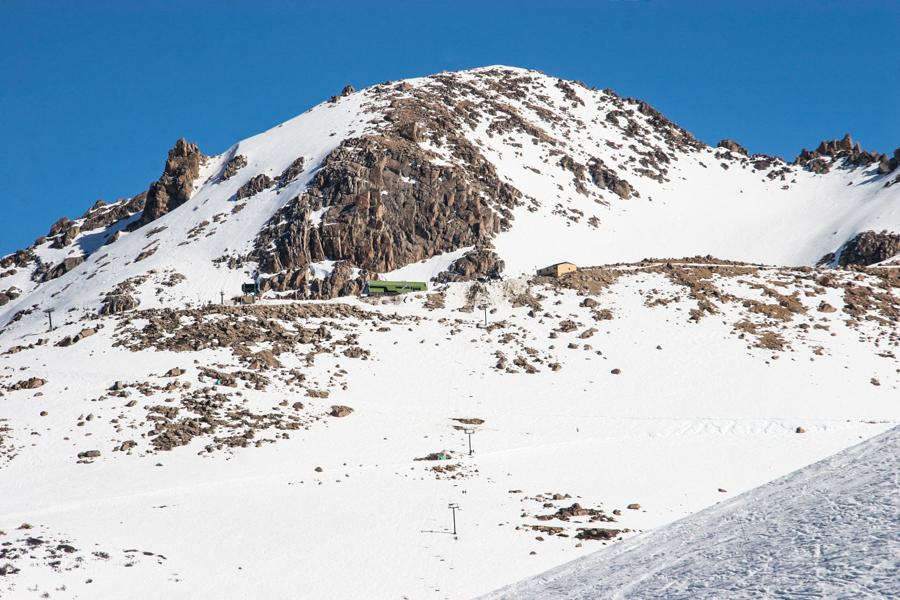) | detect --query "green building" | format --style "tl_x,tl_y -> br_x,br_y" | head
365,280 -> 427,295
